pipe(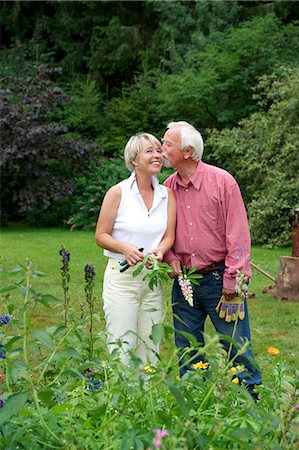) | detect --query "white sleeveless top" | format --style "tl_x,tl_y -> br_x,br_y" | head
104,172 -> 169,259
